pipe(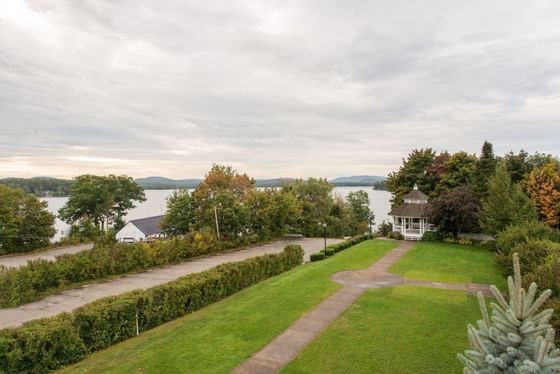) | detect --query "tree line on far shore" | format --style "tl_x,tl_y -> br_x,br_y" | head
0,165 -> 375,254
